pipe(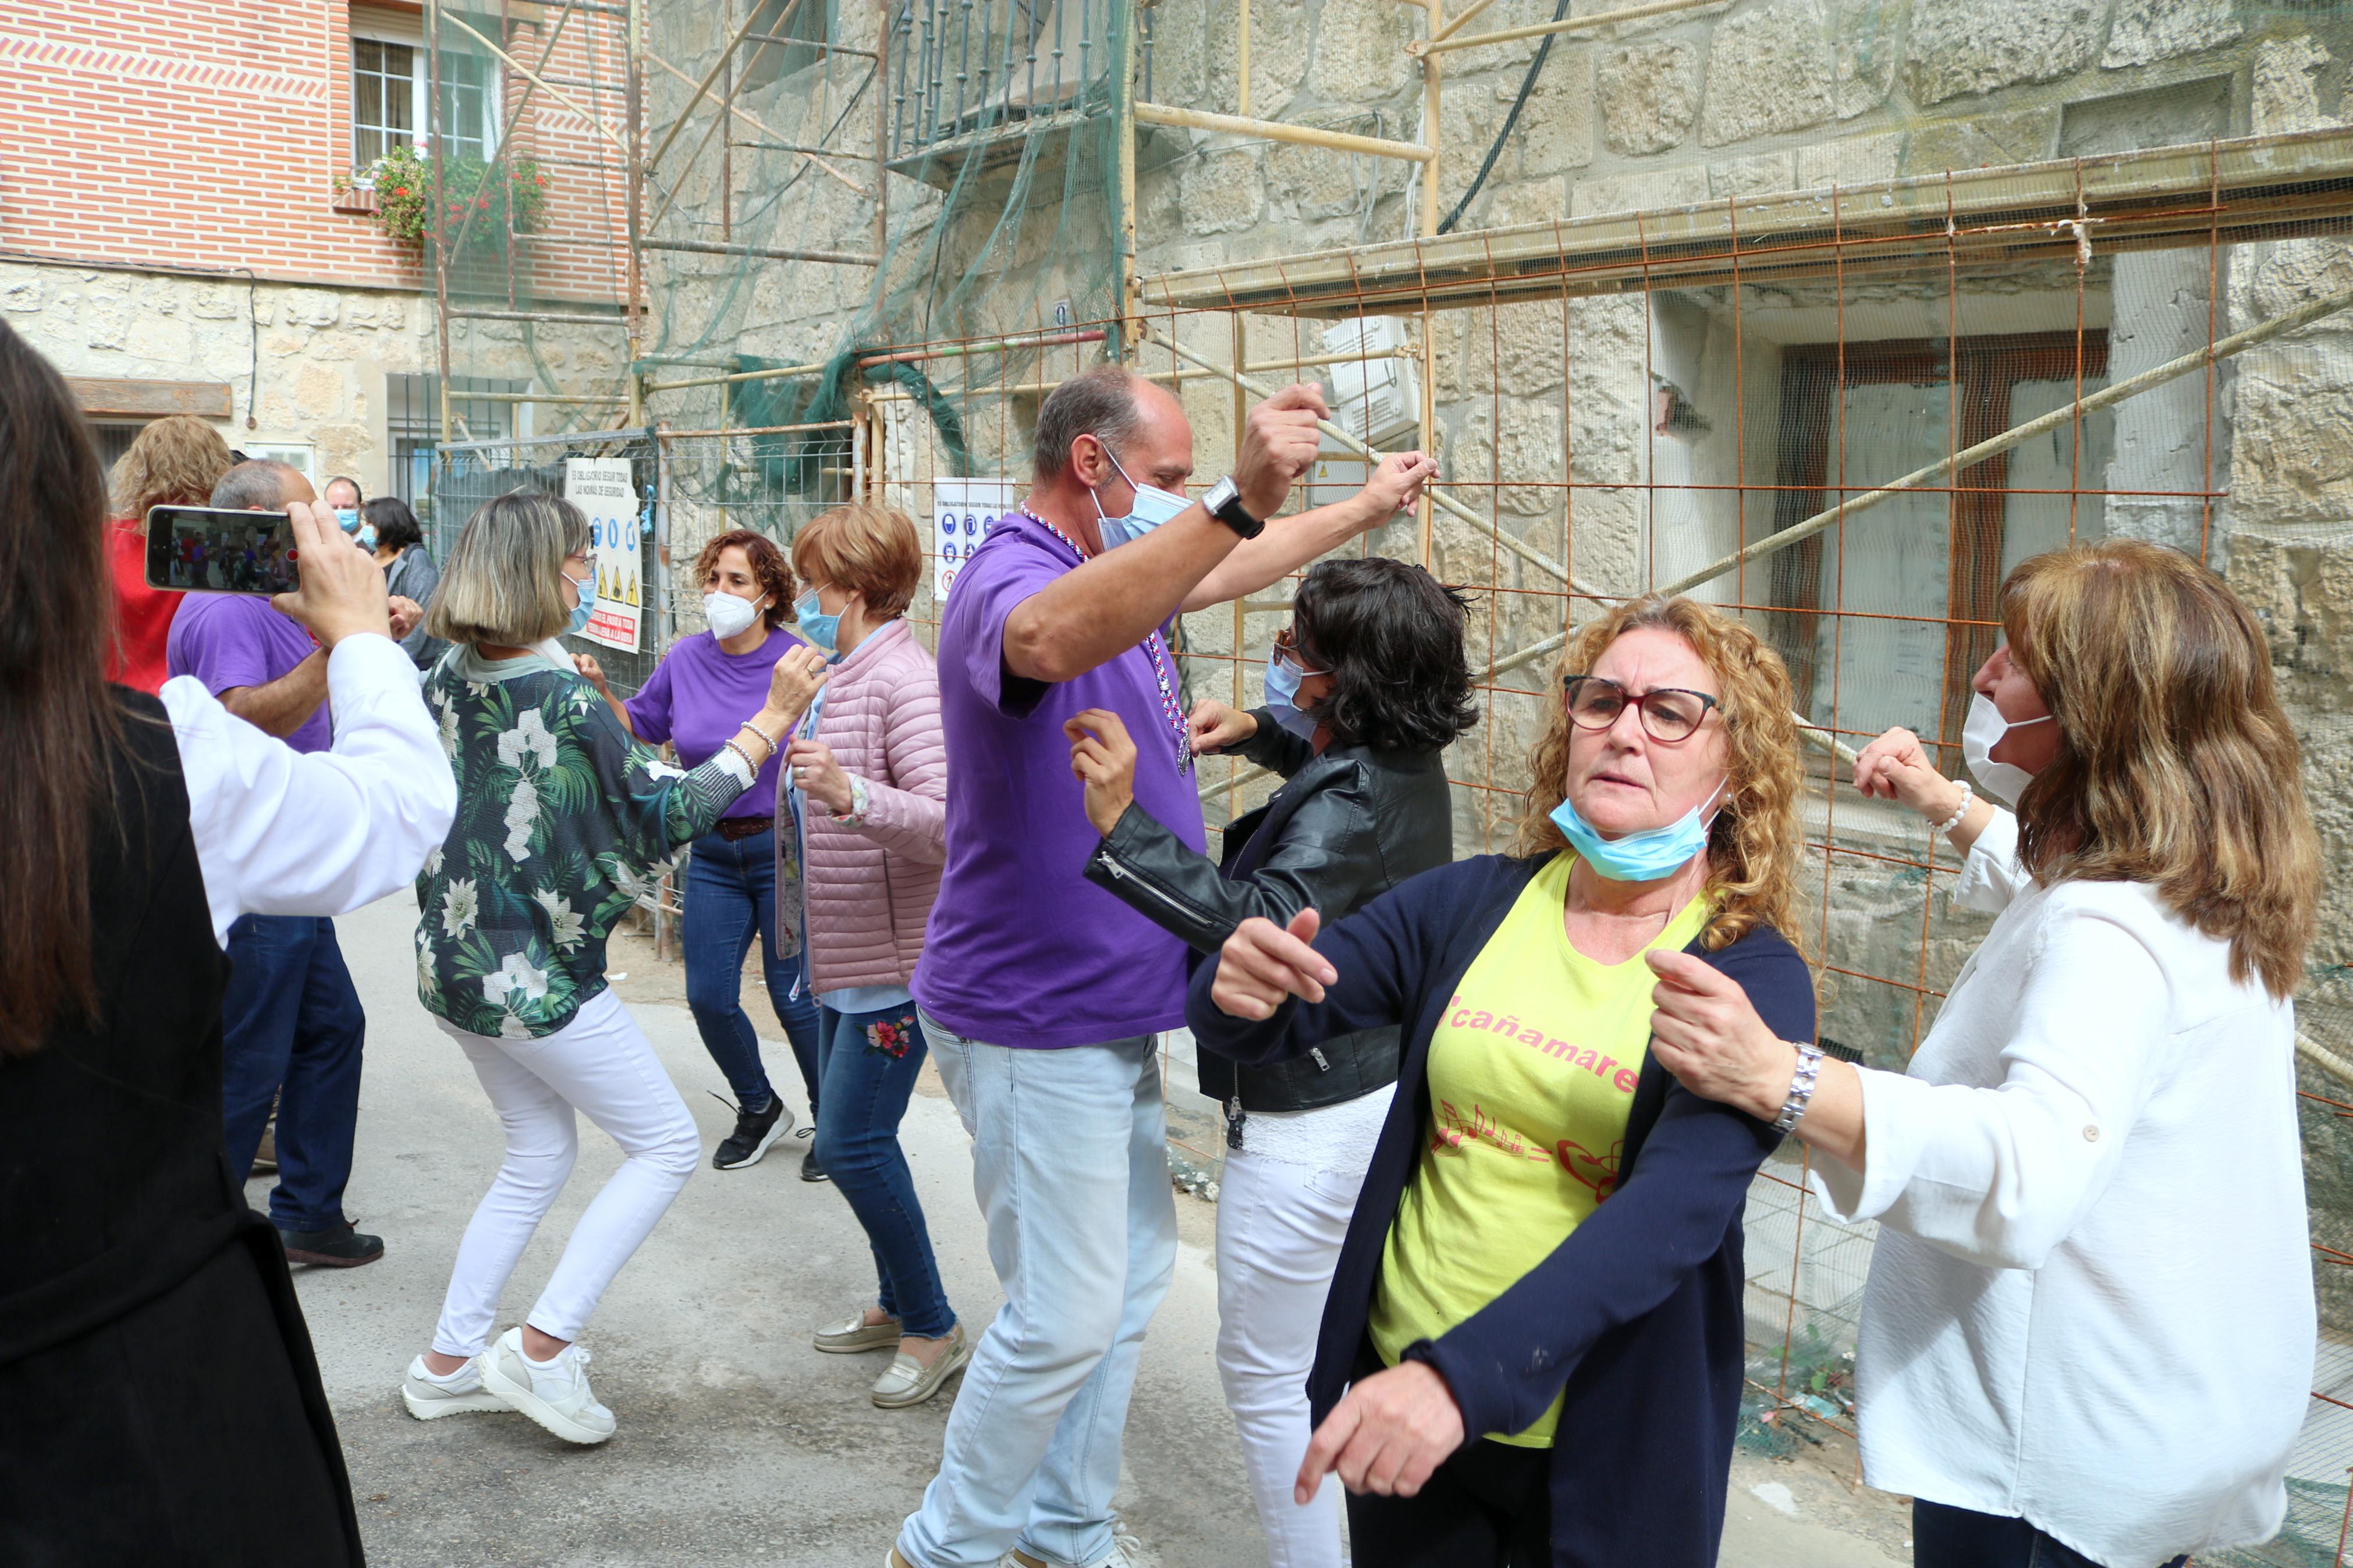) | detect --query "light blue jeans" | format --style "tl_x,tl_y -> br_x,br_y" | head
897,1016 -> 1179,1568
